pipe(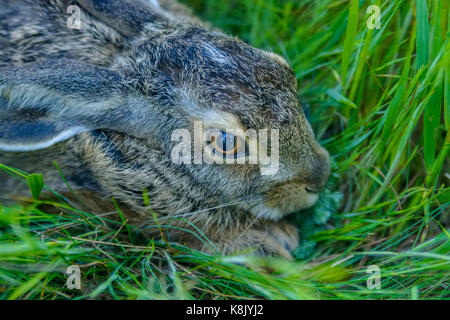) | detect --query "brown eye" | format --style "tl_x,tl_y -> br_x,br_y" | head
209,131 -> 245,158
